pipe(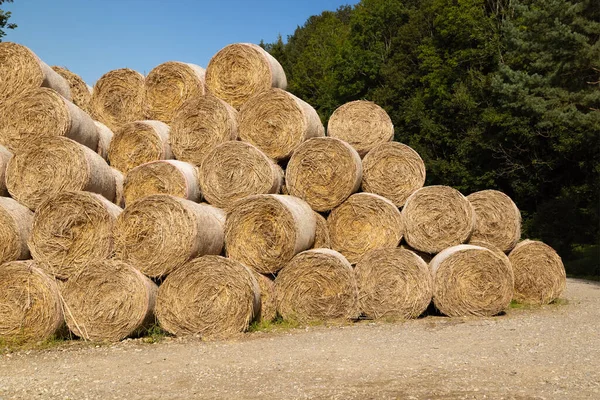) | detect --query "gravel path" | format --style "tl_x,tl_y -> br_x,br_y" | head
1,278 -> 599,399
